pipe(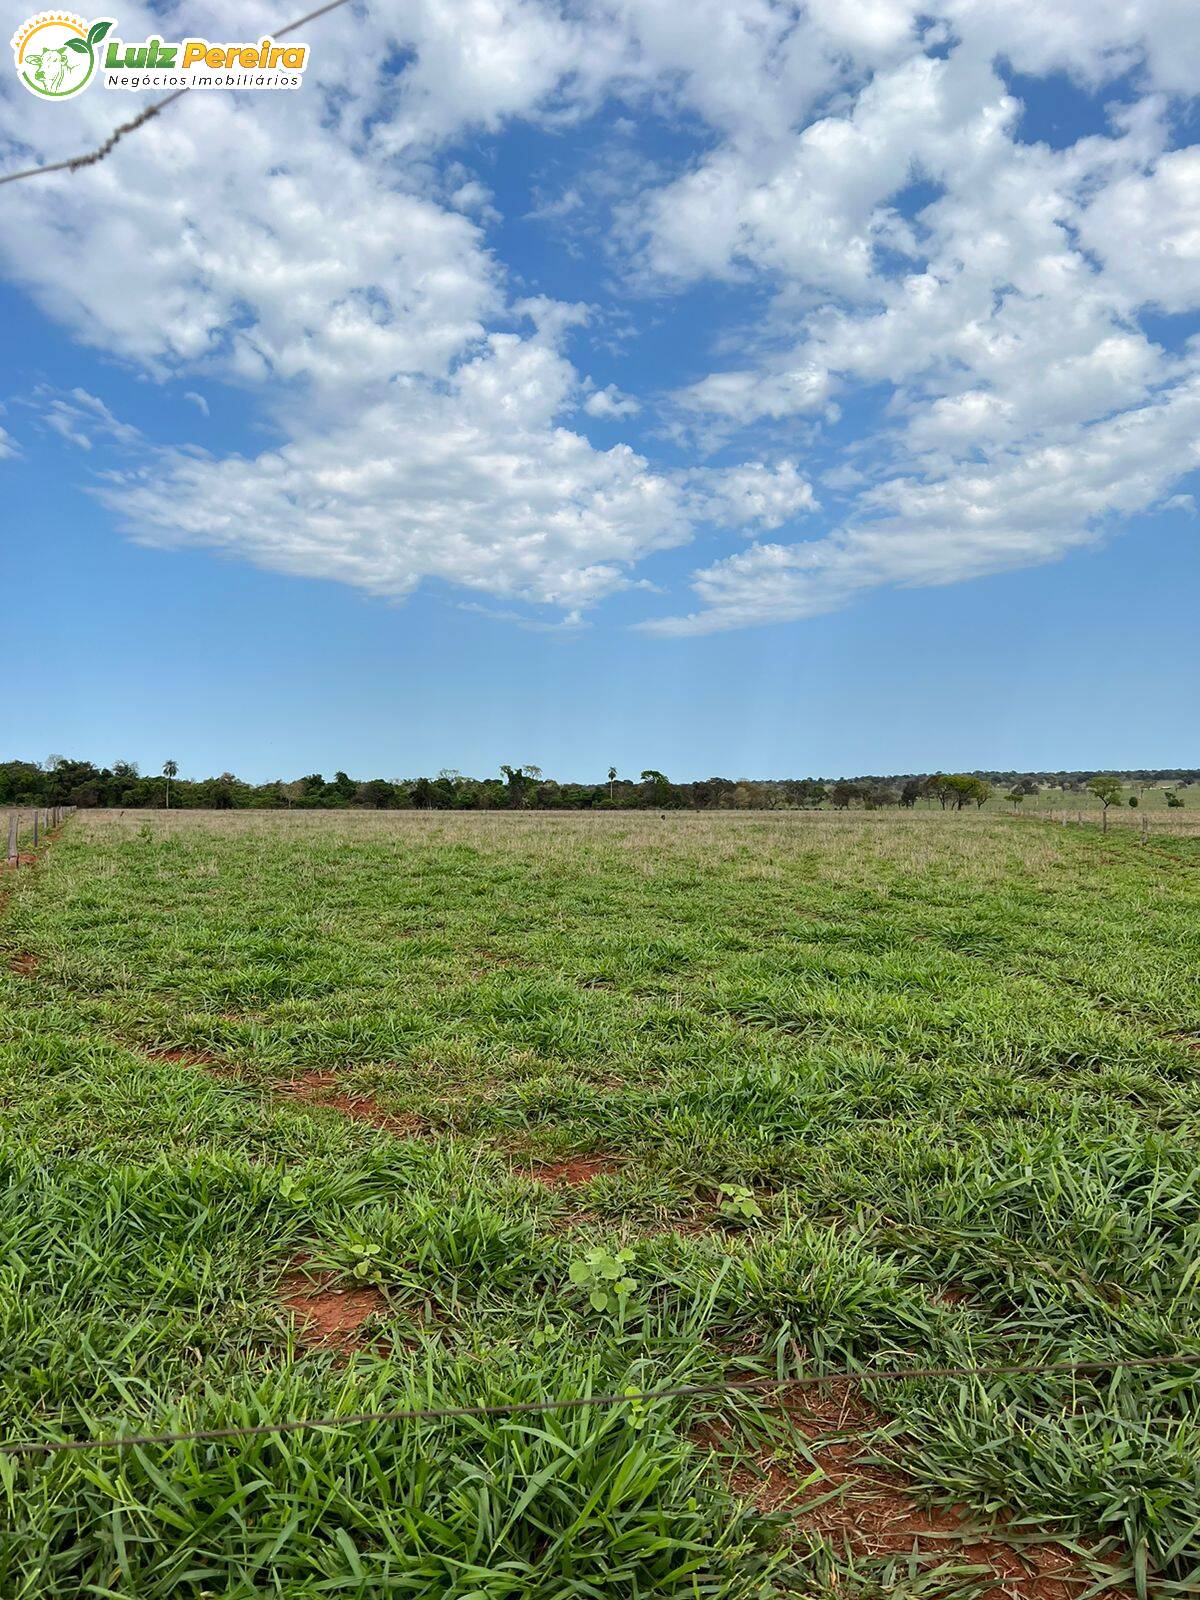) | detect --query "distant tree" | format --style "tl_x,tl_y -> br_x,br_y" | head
1087,775 -> 1122,832
971,778 -> 991,809
829,781 -> 860,809
358,779 -> 396,809
1166,789 -> 1185,809
1006,787 -> 1025,808
162,759 -> 178,809
1128,795 -> 1138,807
785,778 -> 826,808
693,777 -> 735,809
932,774 -> 981,810
639,770 -> 674,807
500,764 -> 534,808
861,784 -> 897,809
608,766 -> 617,801
899,779 -> 923,809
